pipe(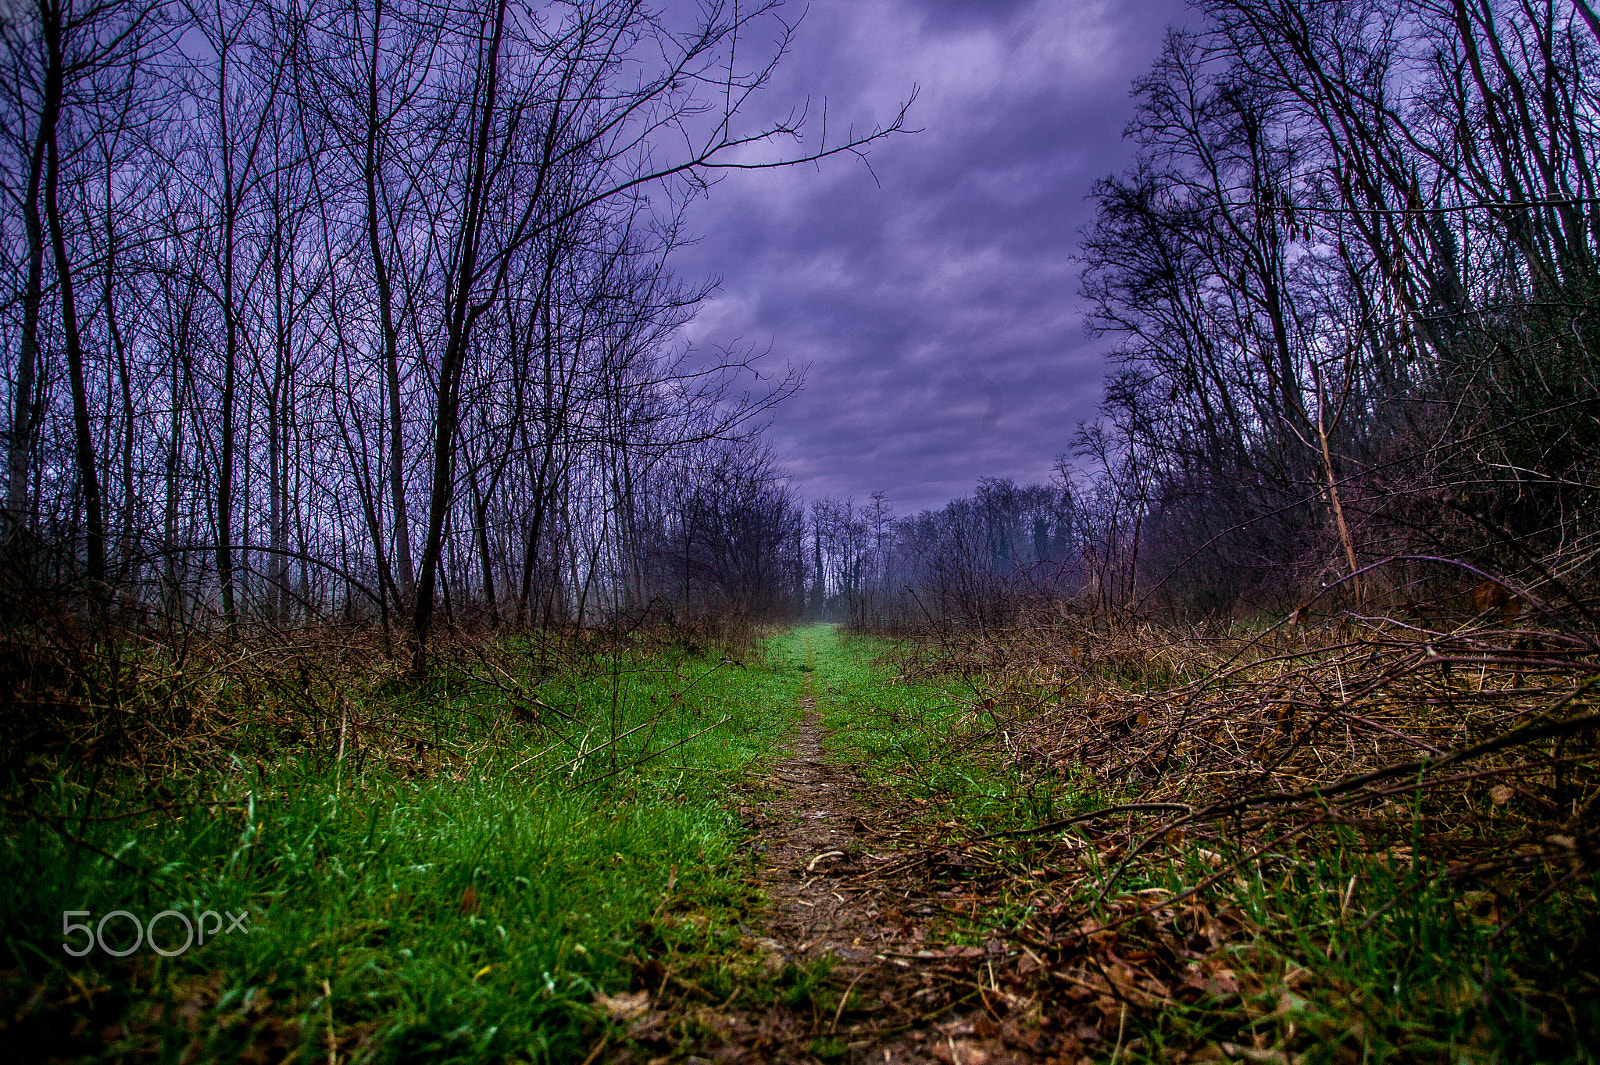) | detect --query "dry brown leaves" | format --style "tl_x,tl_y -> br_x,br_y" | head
862,594 -> 1600,1059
